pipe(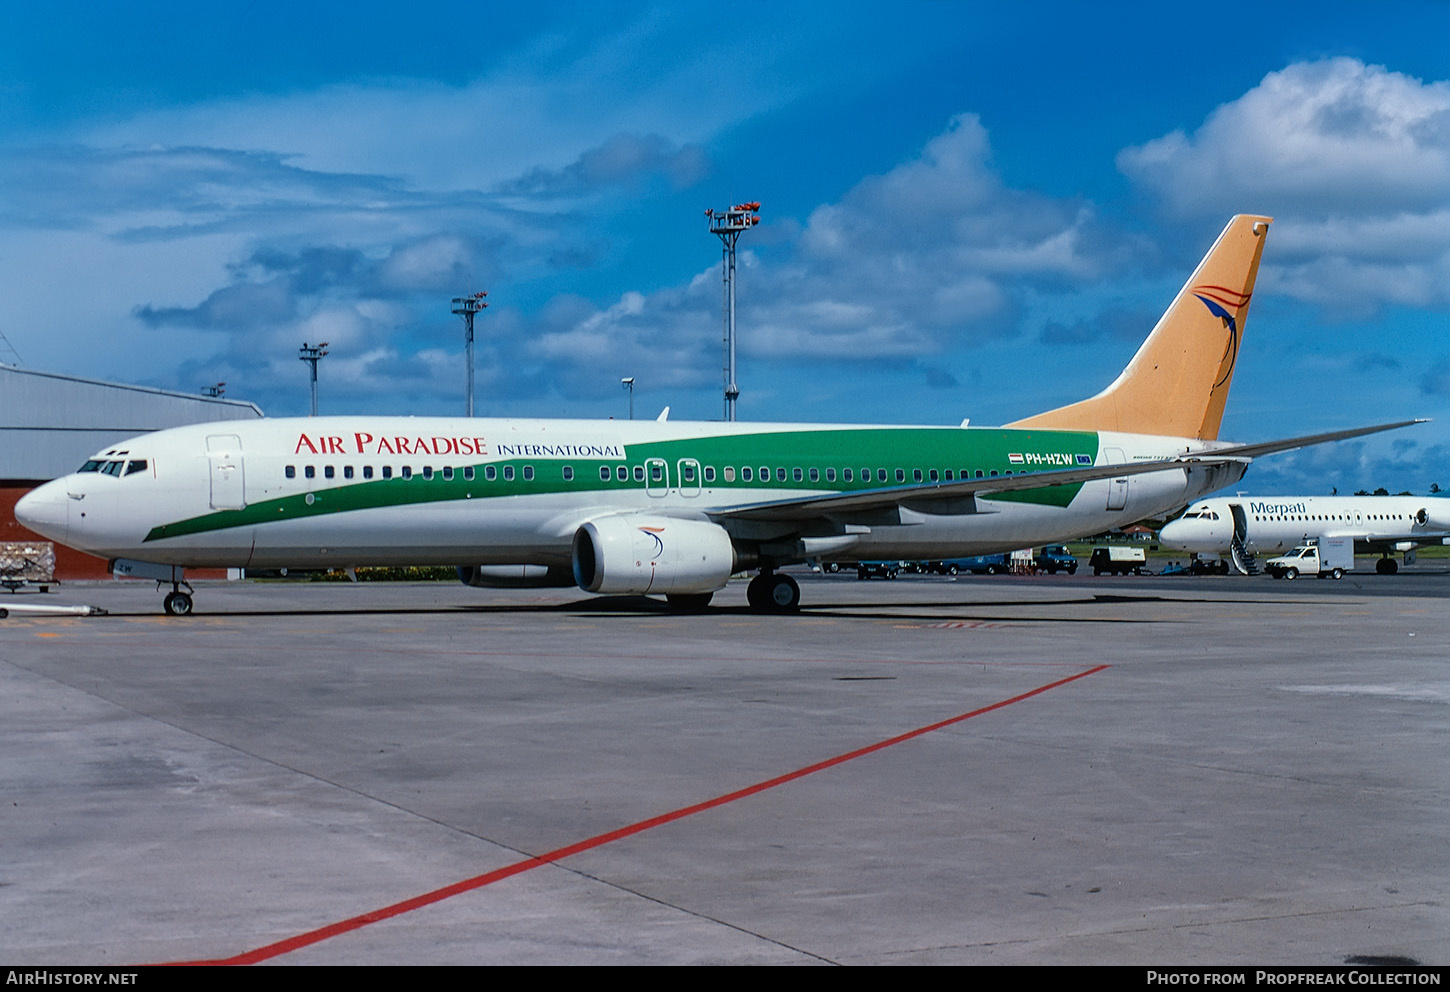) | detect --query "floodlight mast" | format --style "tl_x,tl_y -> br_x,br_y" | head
705,201 -> 760,422
451,291 -> 488,417
298,342 -> 329,416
